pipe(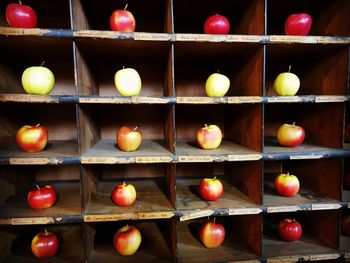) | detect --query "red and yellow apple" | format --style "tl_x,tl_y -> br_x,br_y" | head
112,182 -> 137,207
28,185 -> 57,210
117,126 -> 143,152
199,220 -> 225,248
273,68 -> 300,96
16,124 -> 48,152
205,73 -> 230,97
110,5 -> 136,32
113,225 -> 142,256
274,173 -> 300,197
114,68 -> 142,96
197,124 -> 222,150
204,14 -> 230,35
285,13 -> 312,36
31,230 -> 59,259
6,2 -> 37,28
199,177 -> 224,201
276,123 -> 305,147
22,65 -> 55,95
278,218 -> 302,242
